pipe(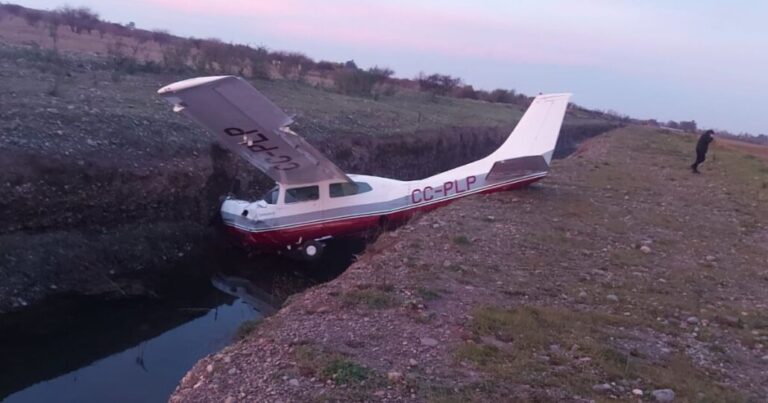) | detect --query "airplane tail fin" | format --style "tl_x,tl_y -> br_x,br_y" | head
489,93 -> 571,165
